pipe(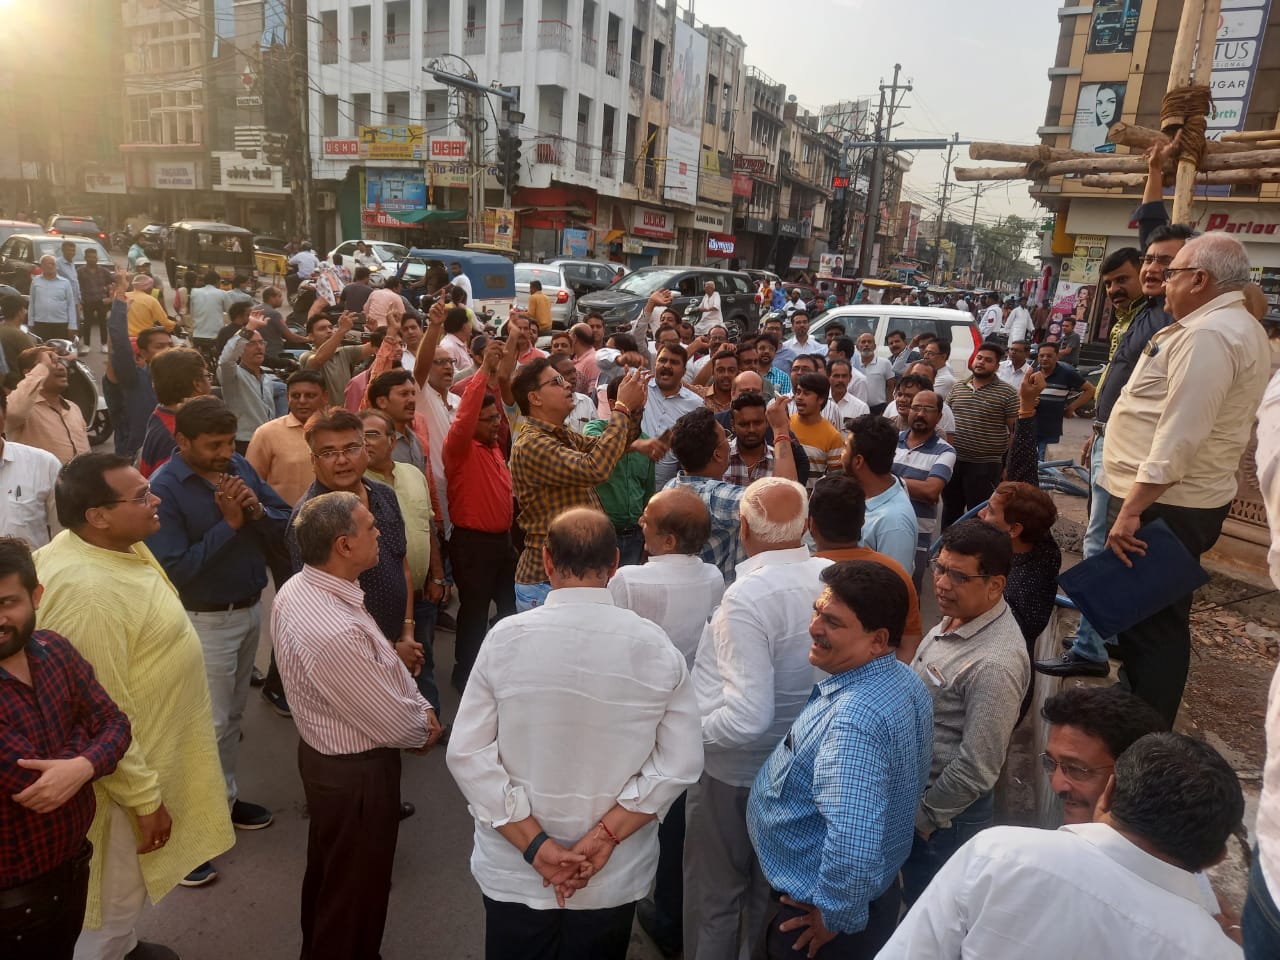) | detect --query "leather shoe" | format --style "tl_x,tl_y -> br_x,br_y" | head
1034,651 -> 1111,678
399,801 -> 416,820
1061,635 -> 1122,660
